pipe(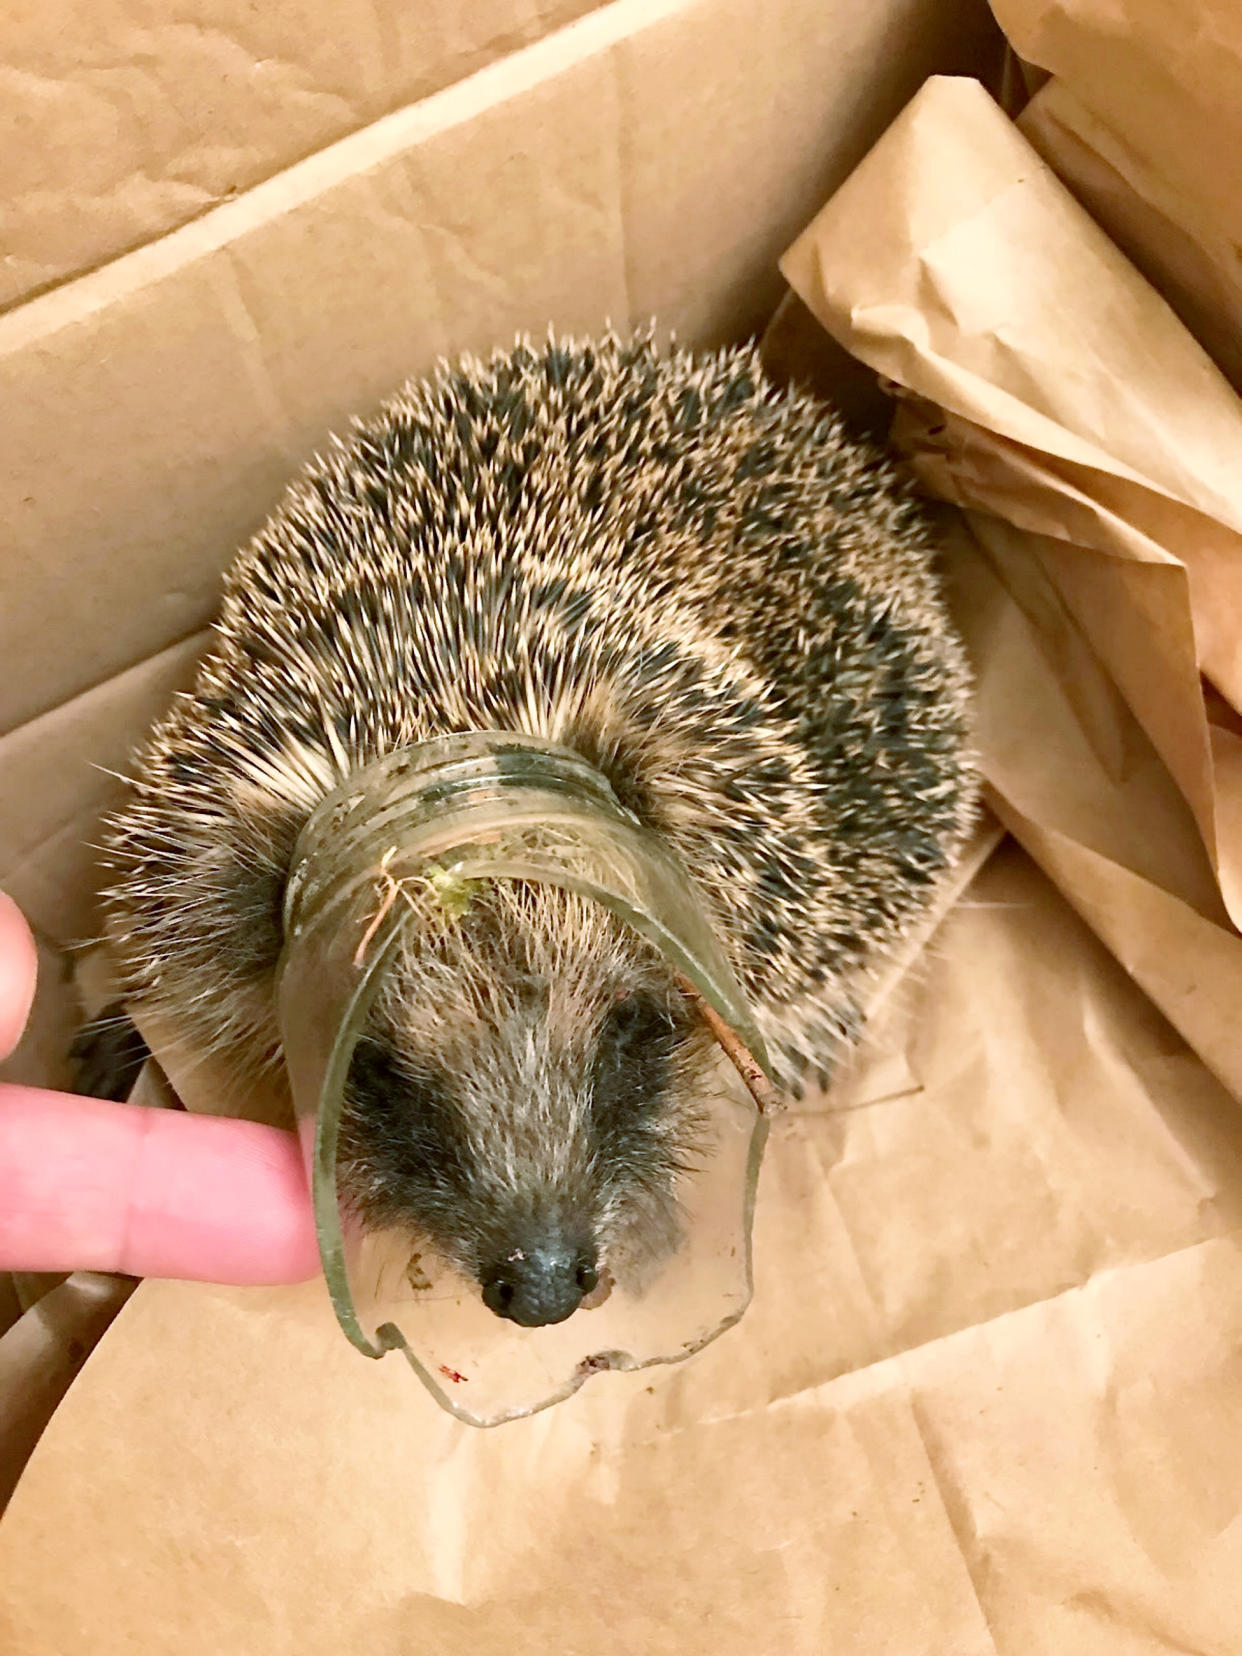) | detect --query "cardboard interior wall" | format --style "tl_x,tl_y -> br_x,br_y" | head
0,0 -> 1004,1092
3,0 -> 609,312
